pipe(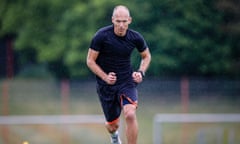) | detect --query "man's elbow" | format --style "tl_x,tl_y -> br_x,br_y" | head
143,52 -> 151,62
148,54 -> 151,62
86,59 -> 93,68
